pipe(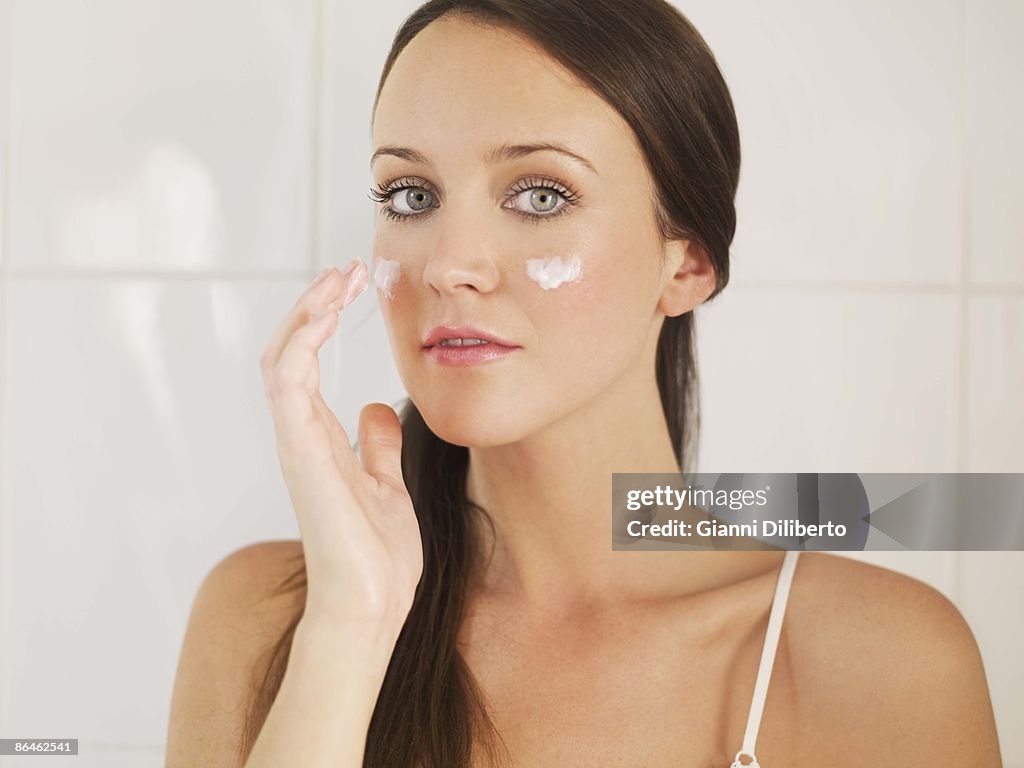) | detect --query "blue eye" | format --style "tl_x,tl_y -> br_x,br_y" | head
391,187 -> 435,216
367,175 -> 581,224
505,181 -> 577,224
